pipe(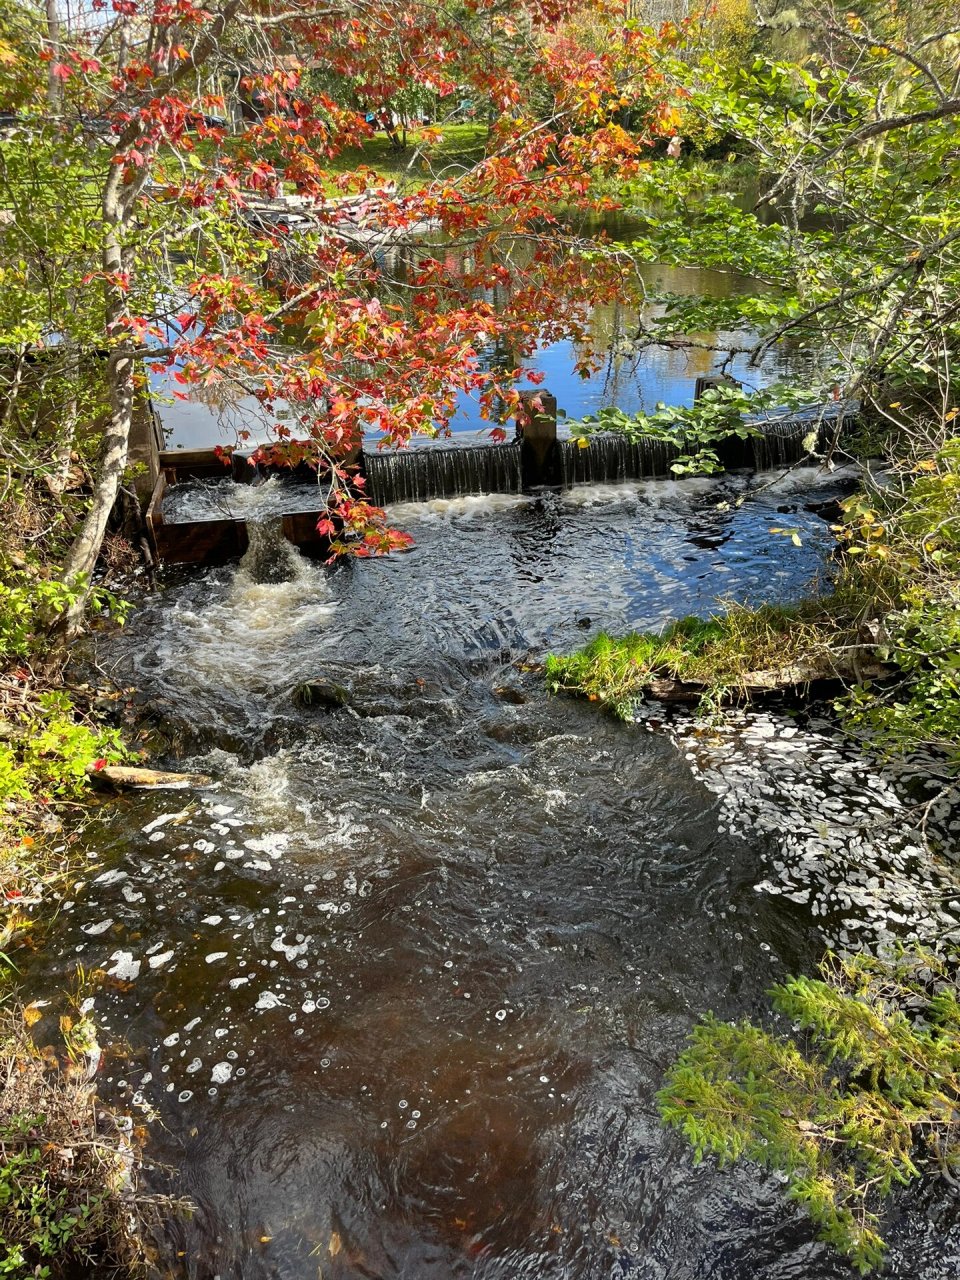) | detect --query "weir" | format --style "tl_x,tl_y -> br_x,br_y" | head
364,441 -> 523,506
139,390 -> 855,565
